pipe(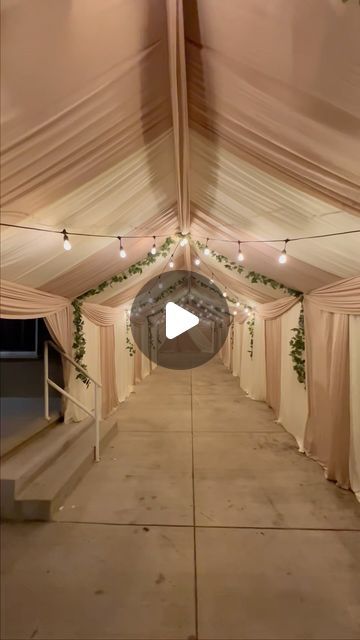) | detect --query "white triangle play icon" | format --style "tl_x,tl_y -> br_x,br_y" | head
165,302 -> 199,340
